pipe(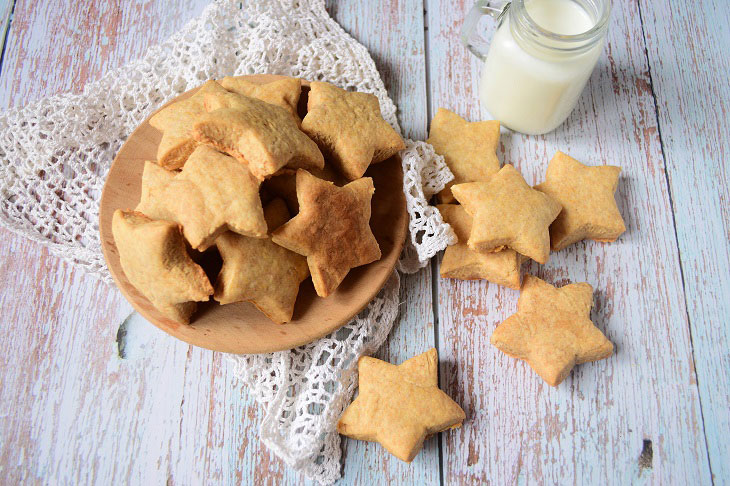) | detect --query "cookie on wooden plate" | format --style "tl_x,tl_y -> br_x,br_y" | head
491,275 -> 613,386
214,199 -> 309,324
262,164 -> 348,215
535,151 -> 626,251
136,160 -> 175,217
149,80 -> 228,170
451,164 -> 562,264
338,348 -> 465,462
219,75 -> 302,122
135,145 -> 267,250
301,81 -> 405,180
111,210 -> 213,324
427,108 -> 501,203
271,169 -> 381,297
194,90 -> 324,180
